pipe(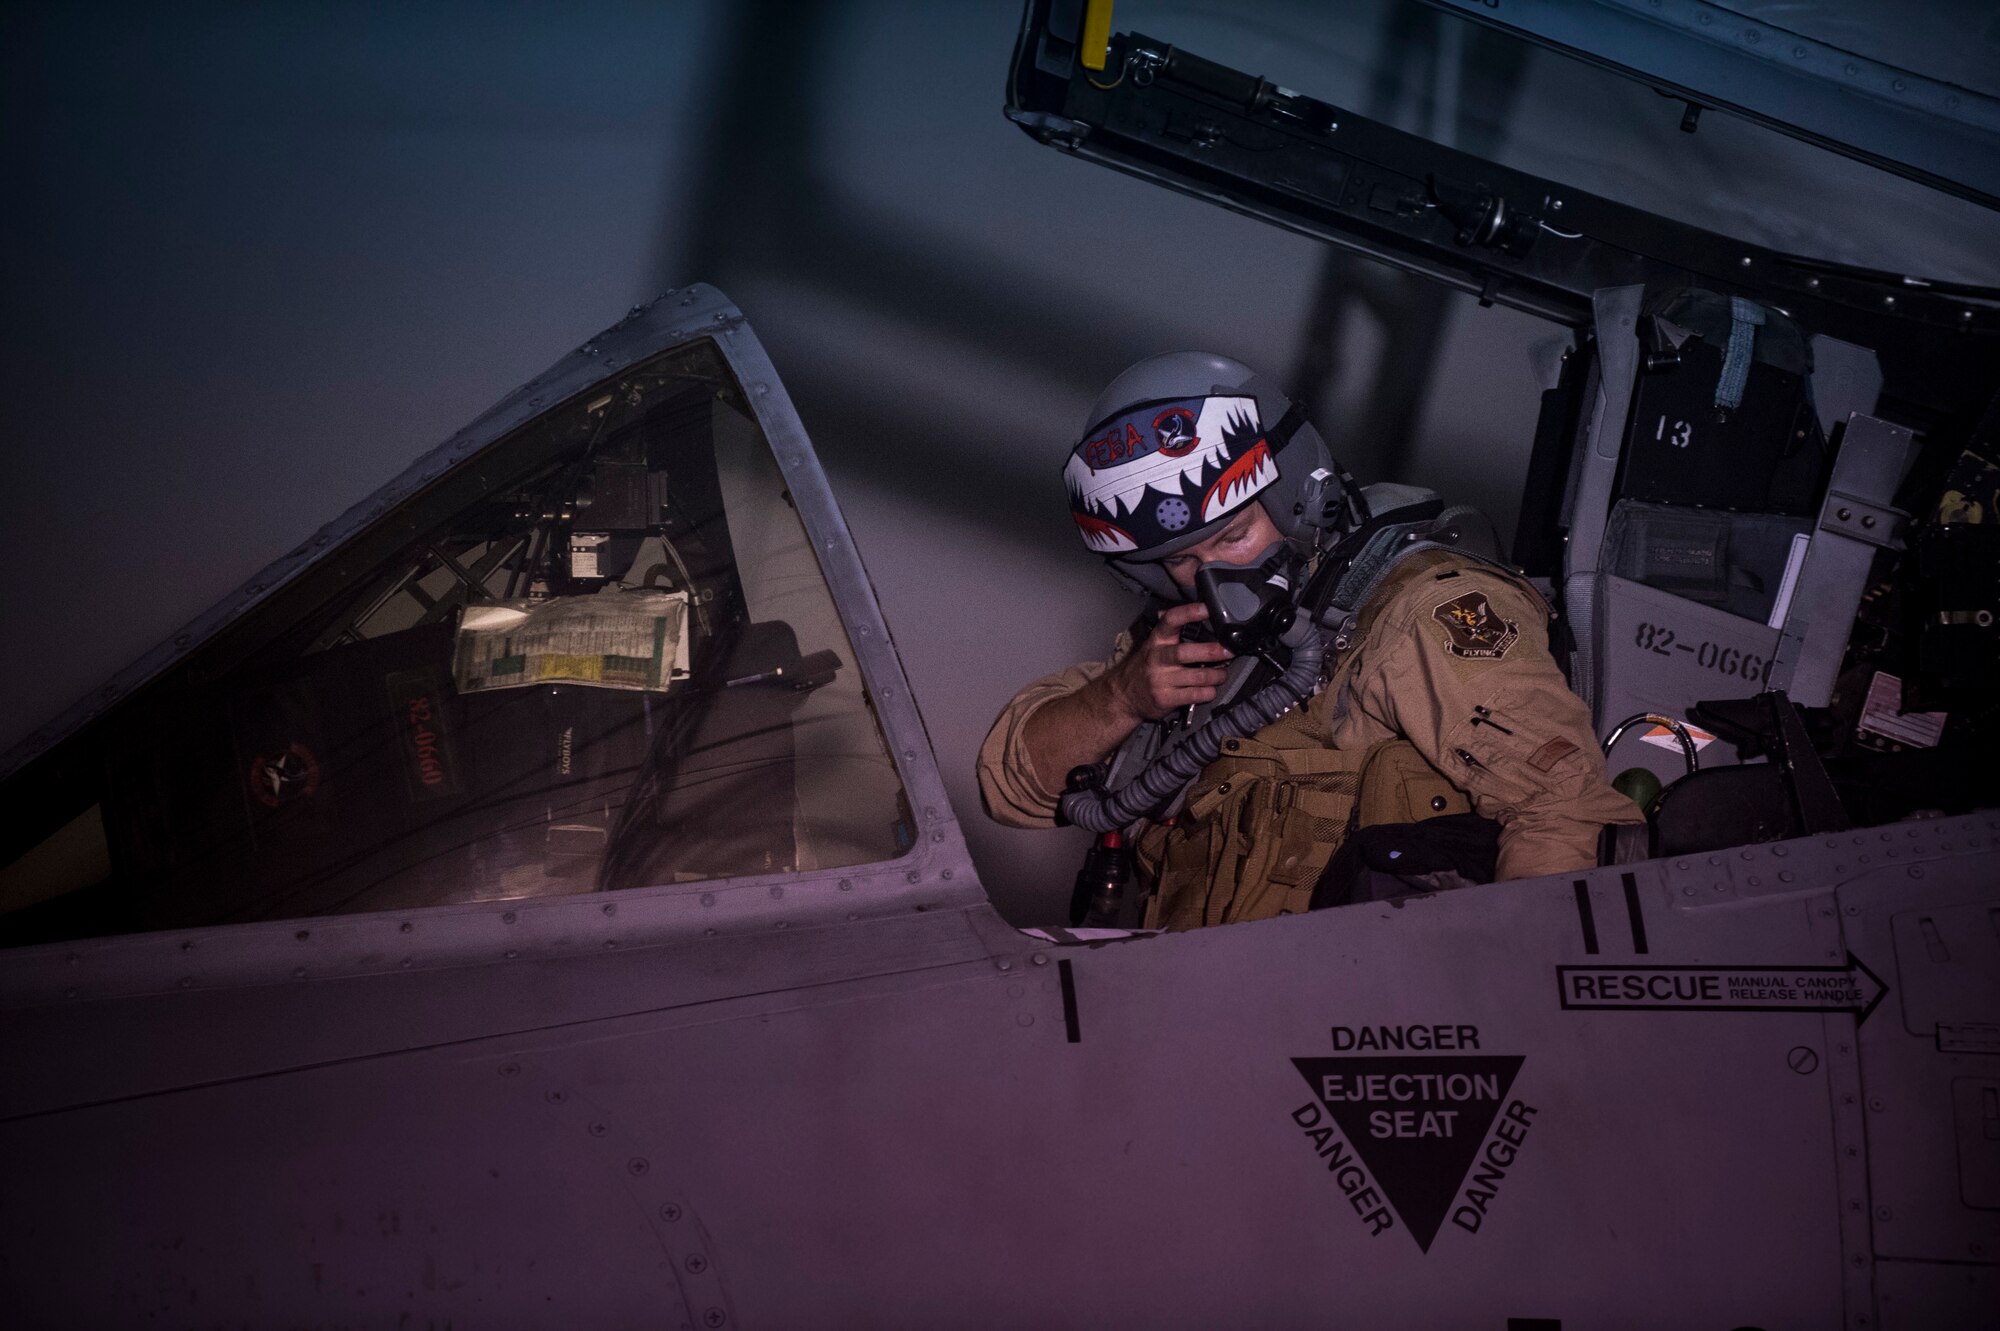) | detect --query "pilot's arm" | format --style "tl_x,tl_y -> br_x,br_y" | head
1339,564 -> 1642,880
977,655 -> 1115,829
978,604 -> 1230,828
